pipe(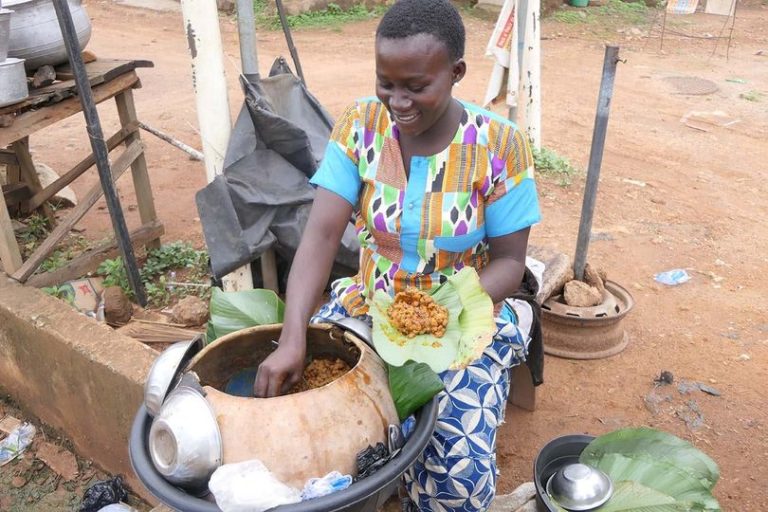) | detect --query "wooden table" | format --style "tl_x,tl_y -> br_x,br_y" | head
0,59 -> 164,287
